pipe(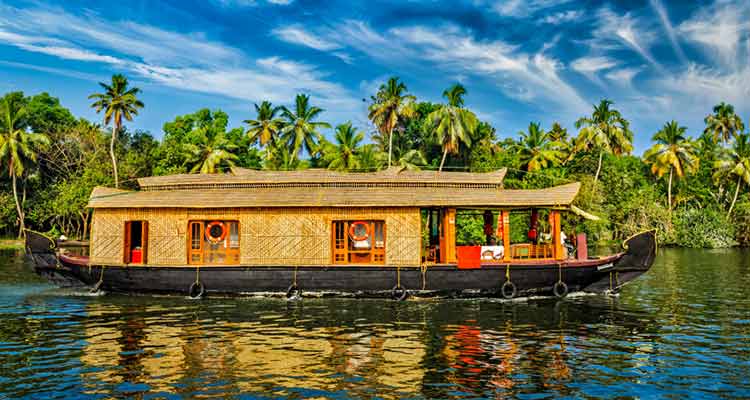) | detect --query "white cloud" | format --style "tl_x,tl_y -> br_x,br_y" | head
649,0 -> 687,63
592,7 -> 662,71
661,63 -> 750,106
0,4 -> 355,114
605,67 -> 643,87
489,0 -> 573,17
272,25 -> 341,51
571,56 -> 617,73
678,1 -> 750,69
542,10 -> 583,25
